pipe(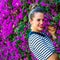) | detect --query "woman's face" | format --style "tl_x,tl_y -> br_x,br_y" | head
30,12 -> 44,32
